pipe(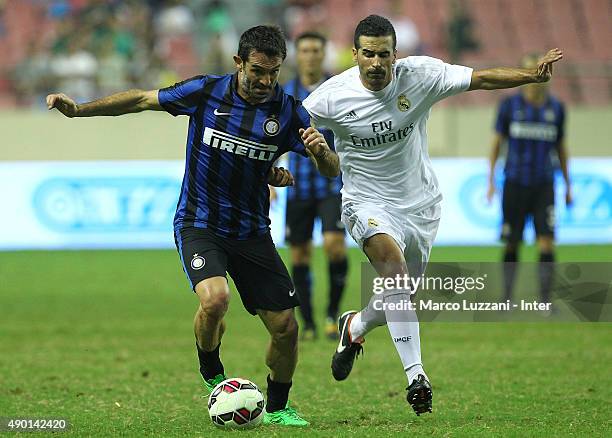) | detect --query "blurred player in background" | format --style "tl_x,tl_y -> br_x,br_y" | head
303,14 -> 563,416
47,24 -> 340,427
487,53 -> 572,308
284,31 -> 347,341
